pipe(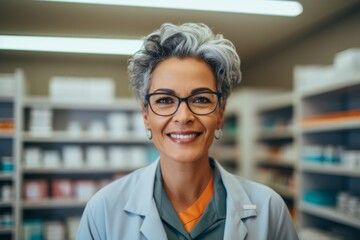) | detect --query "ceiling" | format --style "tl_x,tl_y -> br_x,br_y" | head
1,0 -> 360,66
